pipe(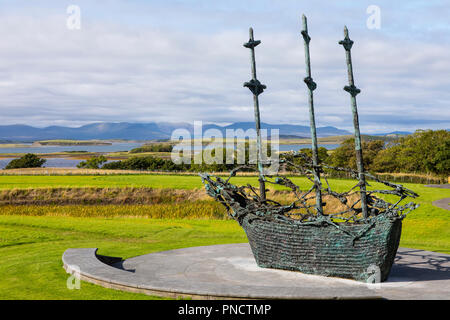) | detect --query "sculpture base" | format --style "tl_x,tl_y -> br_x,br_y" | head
62,243 -> 450,300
